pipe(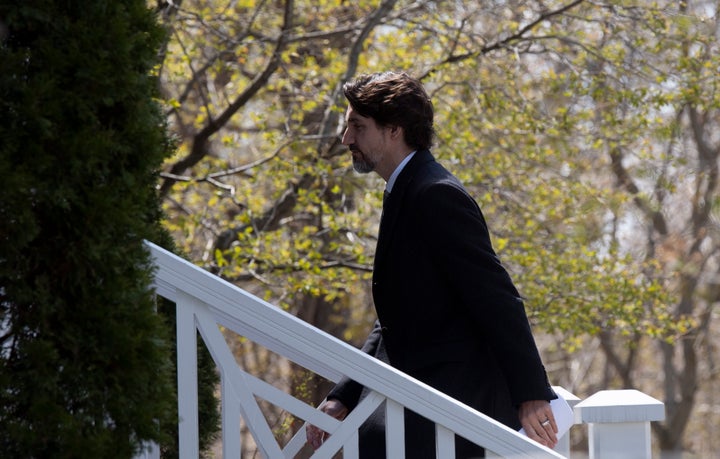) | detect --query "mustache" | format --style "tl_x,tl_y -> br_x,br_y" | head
349,144 -> 362,153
